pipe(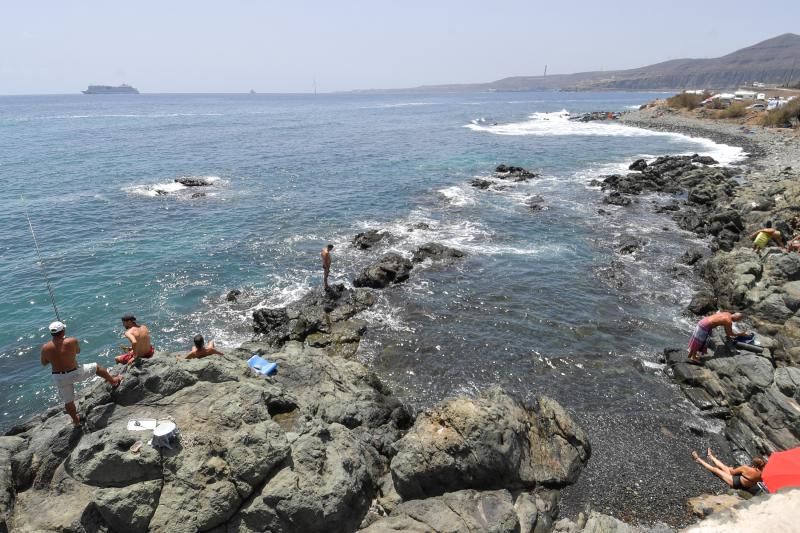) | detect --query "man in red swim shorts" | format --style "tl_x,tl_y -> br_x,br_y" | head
115,314 -> 155,364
